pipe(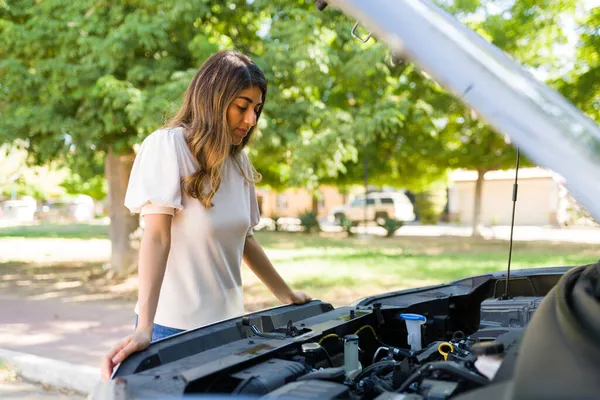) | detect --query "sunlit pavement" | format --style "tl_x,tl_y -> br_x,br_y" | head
0,294 -> 134,367
318,220 -> 600,244
0,294 -> 133,394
